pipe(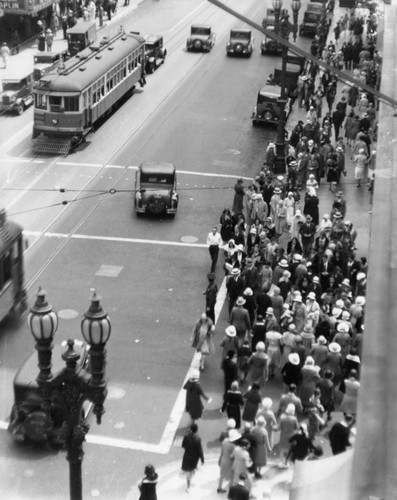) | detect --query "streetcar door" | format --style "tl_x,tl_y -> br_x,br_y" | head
83,91 -> 92,126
